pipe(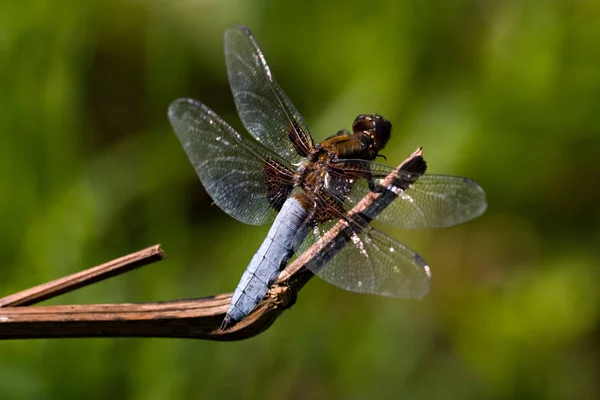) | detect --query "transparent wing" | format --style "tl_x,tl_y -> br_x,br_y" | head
224,25 -> 314,164
332,160 -> 487,229
168,98 -> 294,226
298,220 -> 431,298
